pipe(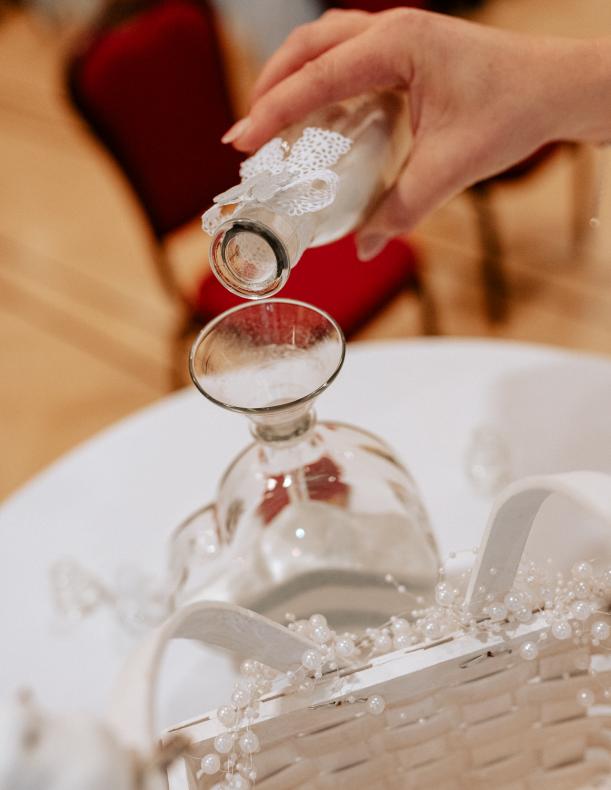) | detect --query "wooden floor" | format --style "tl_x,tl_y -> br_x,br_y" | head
2,1 -> 611,499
